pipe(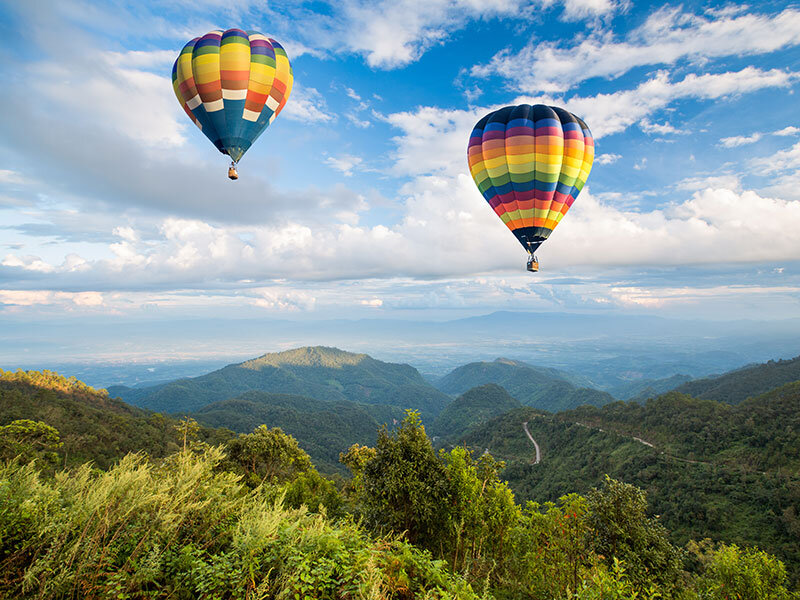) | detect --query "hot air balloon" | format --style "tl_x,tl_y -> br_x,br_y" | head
467,104 -> 594,271
171,29 -> 293,180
